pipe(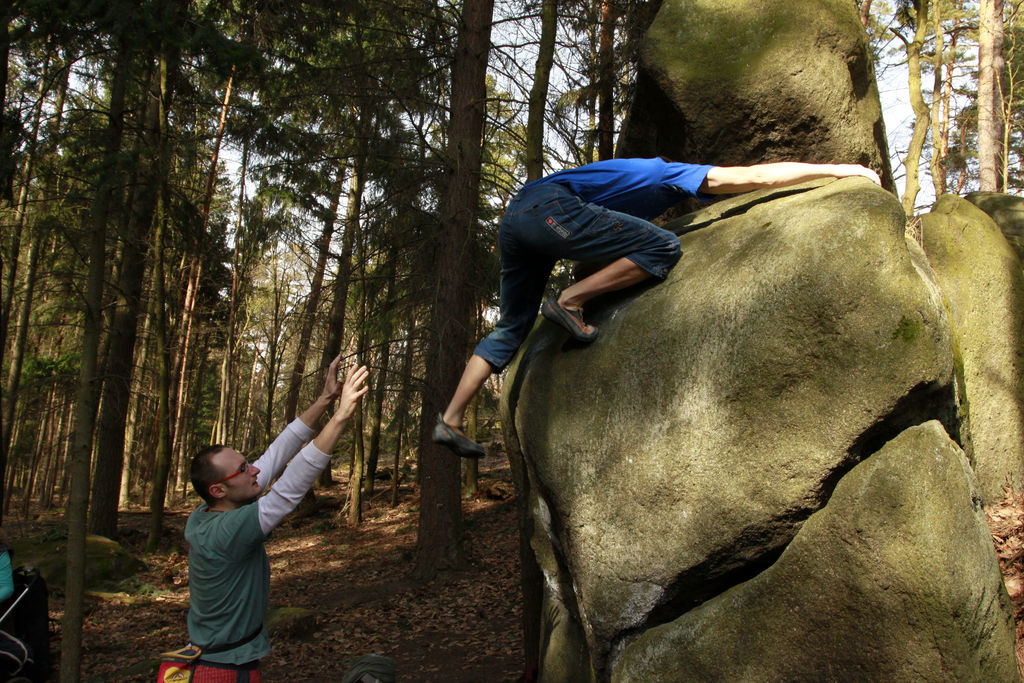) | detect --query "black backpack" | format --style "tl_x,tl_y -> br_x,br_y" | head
0,563 -> 50,683
0,627 -> 31,680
